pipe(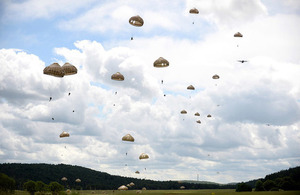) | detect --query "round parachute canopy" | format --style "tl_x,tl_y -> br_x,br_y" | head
59,131 -> 70,138
62,62 -> 77,76
207,114 -> 212,118
181,110 -> 187,114
180,186 -> 186,189
61,177 -> 67,181
142,187 -> 147,190
75,178 -> 81,183
135,171 -> 140,174
189,8 -> 199,14
212,74 -> 220,79
234,32 -> 243,37
118,185 -> 128,190
43,63 -> 65,77
122,134 -> 134,142
127,184 -> 131,187
129,15 -> 144,27
139,153 -> 149,160
111,72 -> 124,81
196,120 -> 201,124
130,182 -> 135,186
153,57 -> 169,68
187,85 -> 195,90
194,112 -> 200,116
